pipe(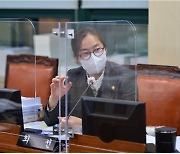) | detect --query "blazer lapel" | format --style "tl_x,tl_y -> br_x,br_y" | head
98,61 -> 118,99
